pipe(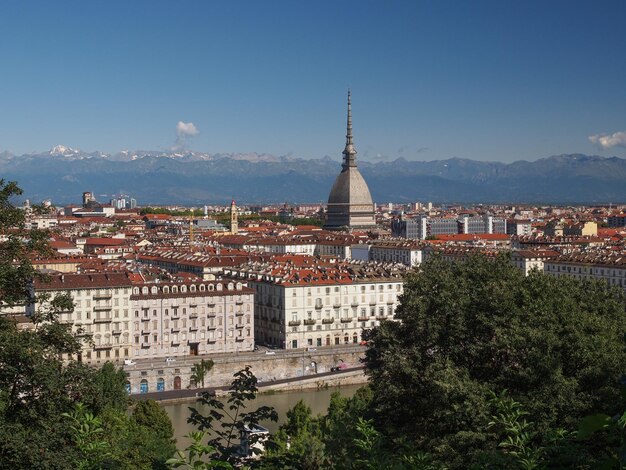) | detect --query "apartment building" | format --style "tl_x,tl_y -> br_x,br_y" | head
34,273 -> 134,365
350,240 -> 423,267
510,249 -> 560,275
608,214 -> 626,228
393,215 -> 506,240
225,260 -> 407,349
130,279 -> 254,359
506,219 -> 532,236
544,251 -> 626,290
